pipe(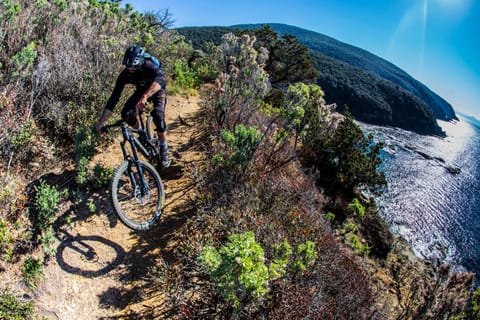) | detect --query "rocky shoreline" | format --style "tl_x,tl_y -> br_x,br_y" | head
362,210 -> 474,319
